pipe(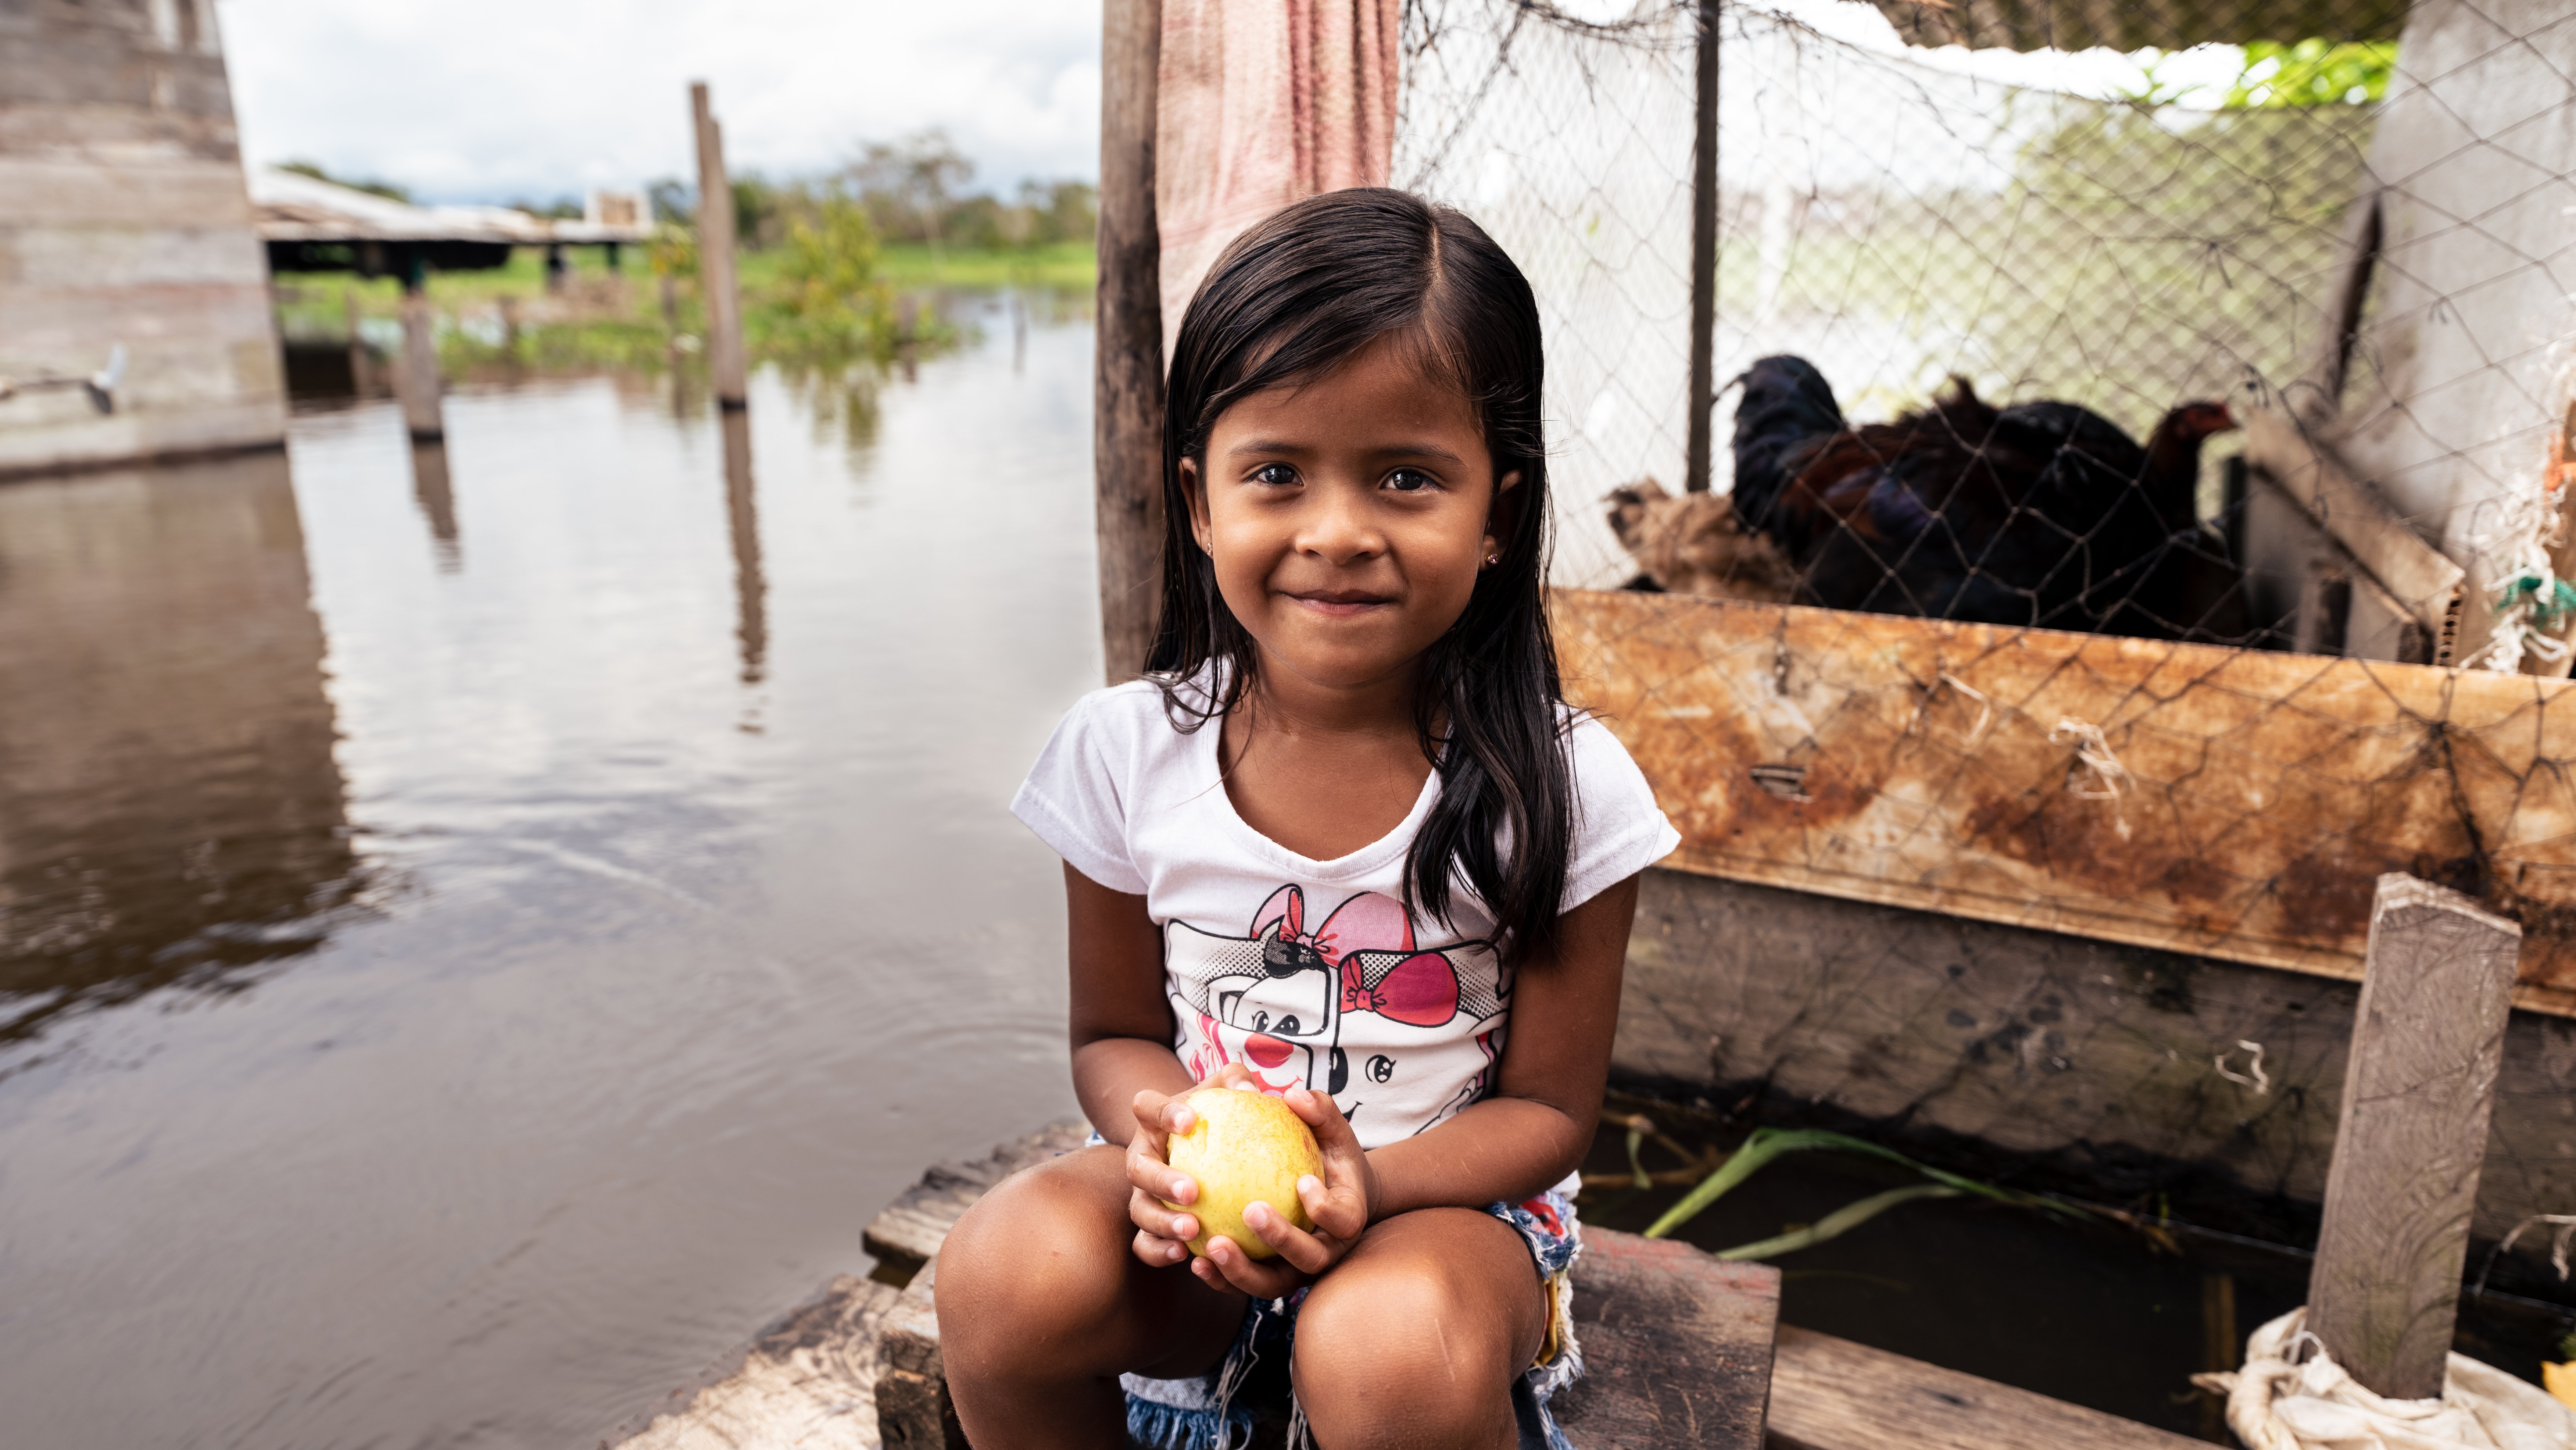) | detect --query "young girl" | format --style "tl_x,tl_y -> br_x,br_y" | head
937,188 -> 1677,1450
